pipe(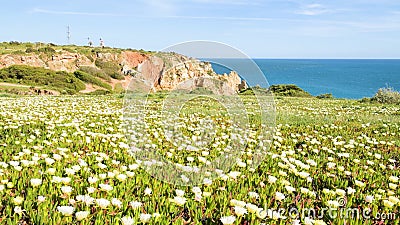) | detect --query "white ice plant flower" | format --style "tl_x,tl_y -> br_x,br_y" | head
57,206 -> 75,216
365,195 -> 374,203
37,196 -> 46,203
14,206 -> 24,214
130,201 -> 142,209
144,187 -> 152,196
140,213 -> 152,223
171,196 -> 187,206
121,216 -> 134,225
175,189 -> 185,197
75,211 -> 90,221
248,191 -> 259,199
95,198 -> 110,209
99,183 -> 113,192
268,175 -> 277,184
13,196 -> 24,205
61,186 -> 73,195
30,178 -> 42,187
234,206 -> 247,216
275,192 -> 285,201
111,198 -> 122,208
220,216 -> 236,225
